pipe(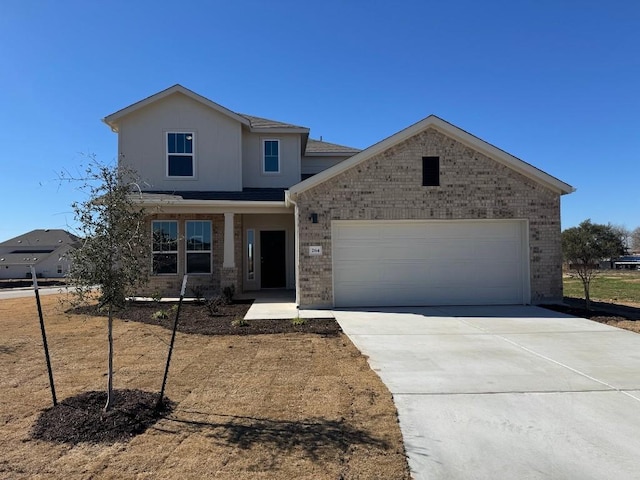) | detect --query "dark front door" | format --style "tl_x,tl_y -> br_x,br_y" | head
260,230 -> 286,288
